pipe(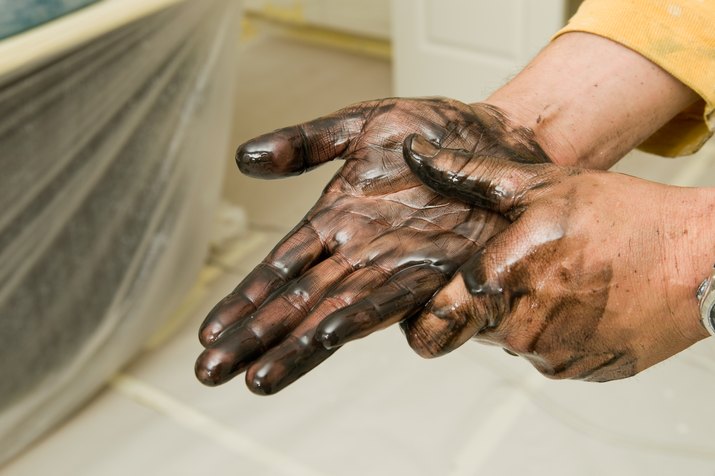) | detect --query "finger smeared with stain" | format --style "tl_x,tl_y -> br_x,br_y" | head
196,253 -> 353,386
403,254 -> 506,358
316,263 -> 449,349
404,133 -> 553,217
198,220 -> 325,347
243,264 -> 396,394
